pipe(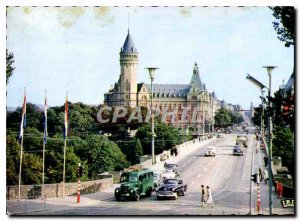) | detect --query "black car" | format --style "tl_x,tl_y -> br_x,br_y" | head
233,146 -> 244,156
164,163 -> 180,177
160,179 -> 187,196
